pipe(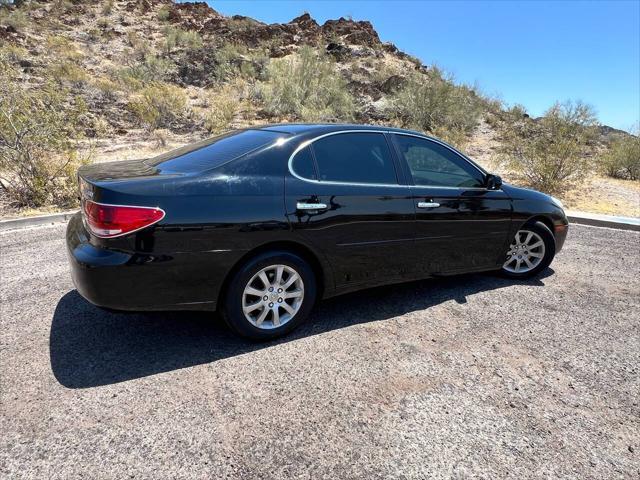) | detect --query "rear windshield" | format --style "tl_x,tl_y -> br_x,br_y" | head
145,129 -> 284,173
